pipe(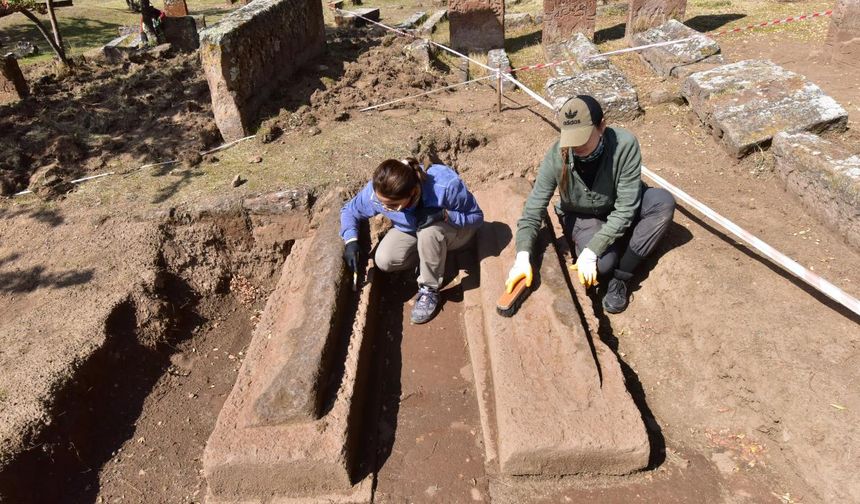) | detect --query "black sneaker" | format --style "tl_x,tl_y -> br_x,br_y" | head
602,277 -> 629,314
